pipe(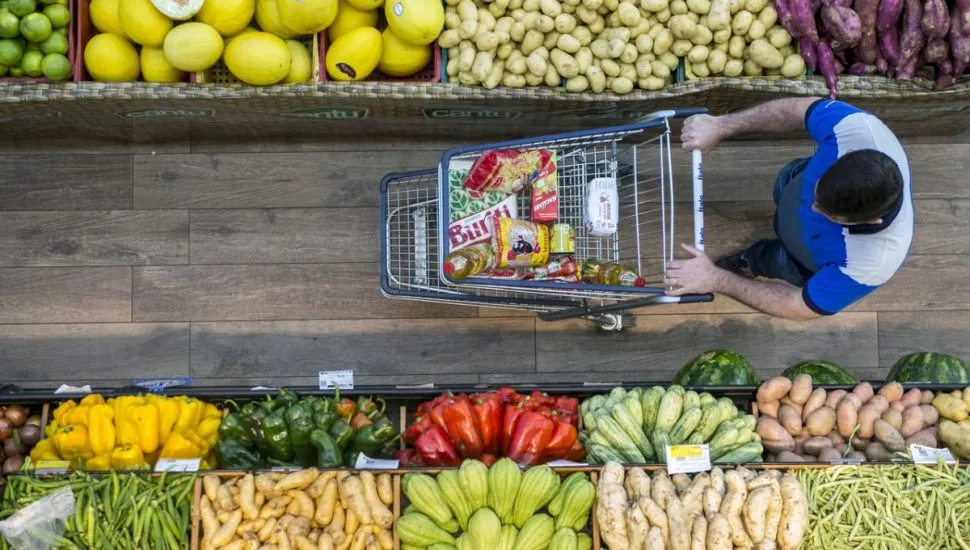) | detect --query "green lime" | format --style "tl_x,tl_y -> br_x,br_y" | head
0,63 -> 7,76
0,37 -> 22,65
19,47 -> 40,75
40,51 -> 68,79
7,0 -> 33,17
19,13 -> 50,42
0,10 -> 17,38
38,28 -> 64,53
8,64 -> 22,76
41,4 -> 67,28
